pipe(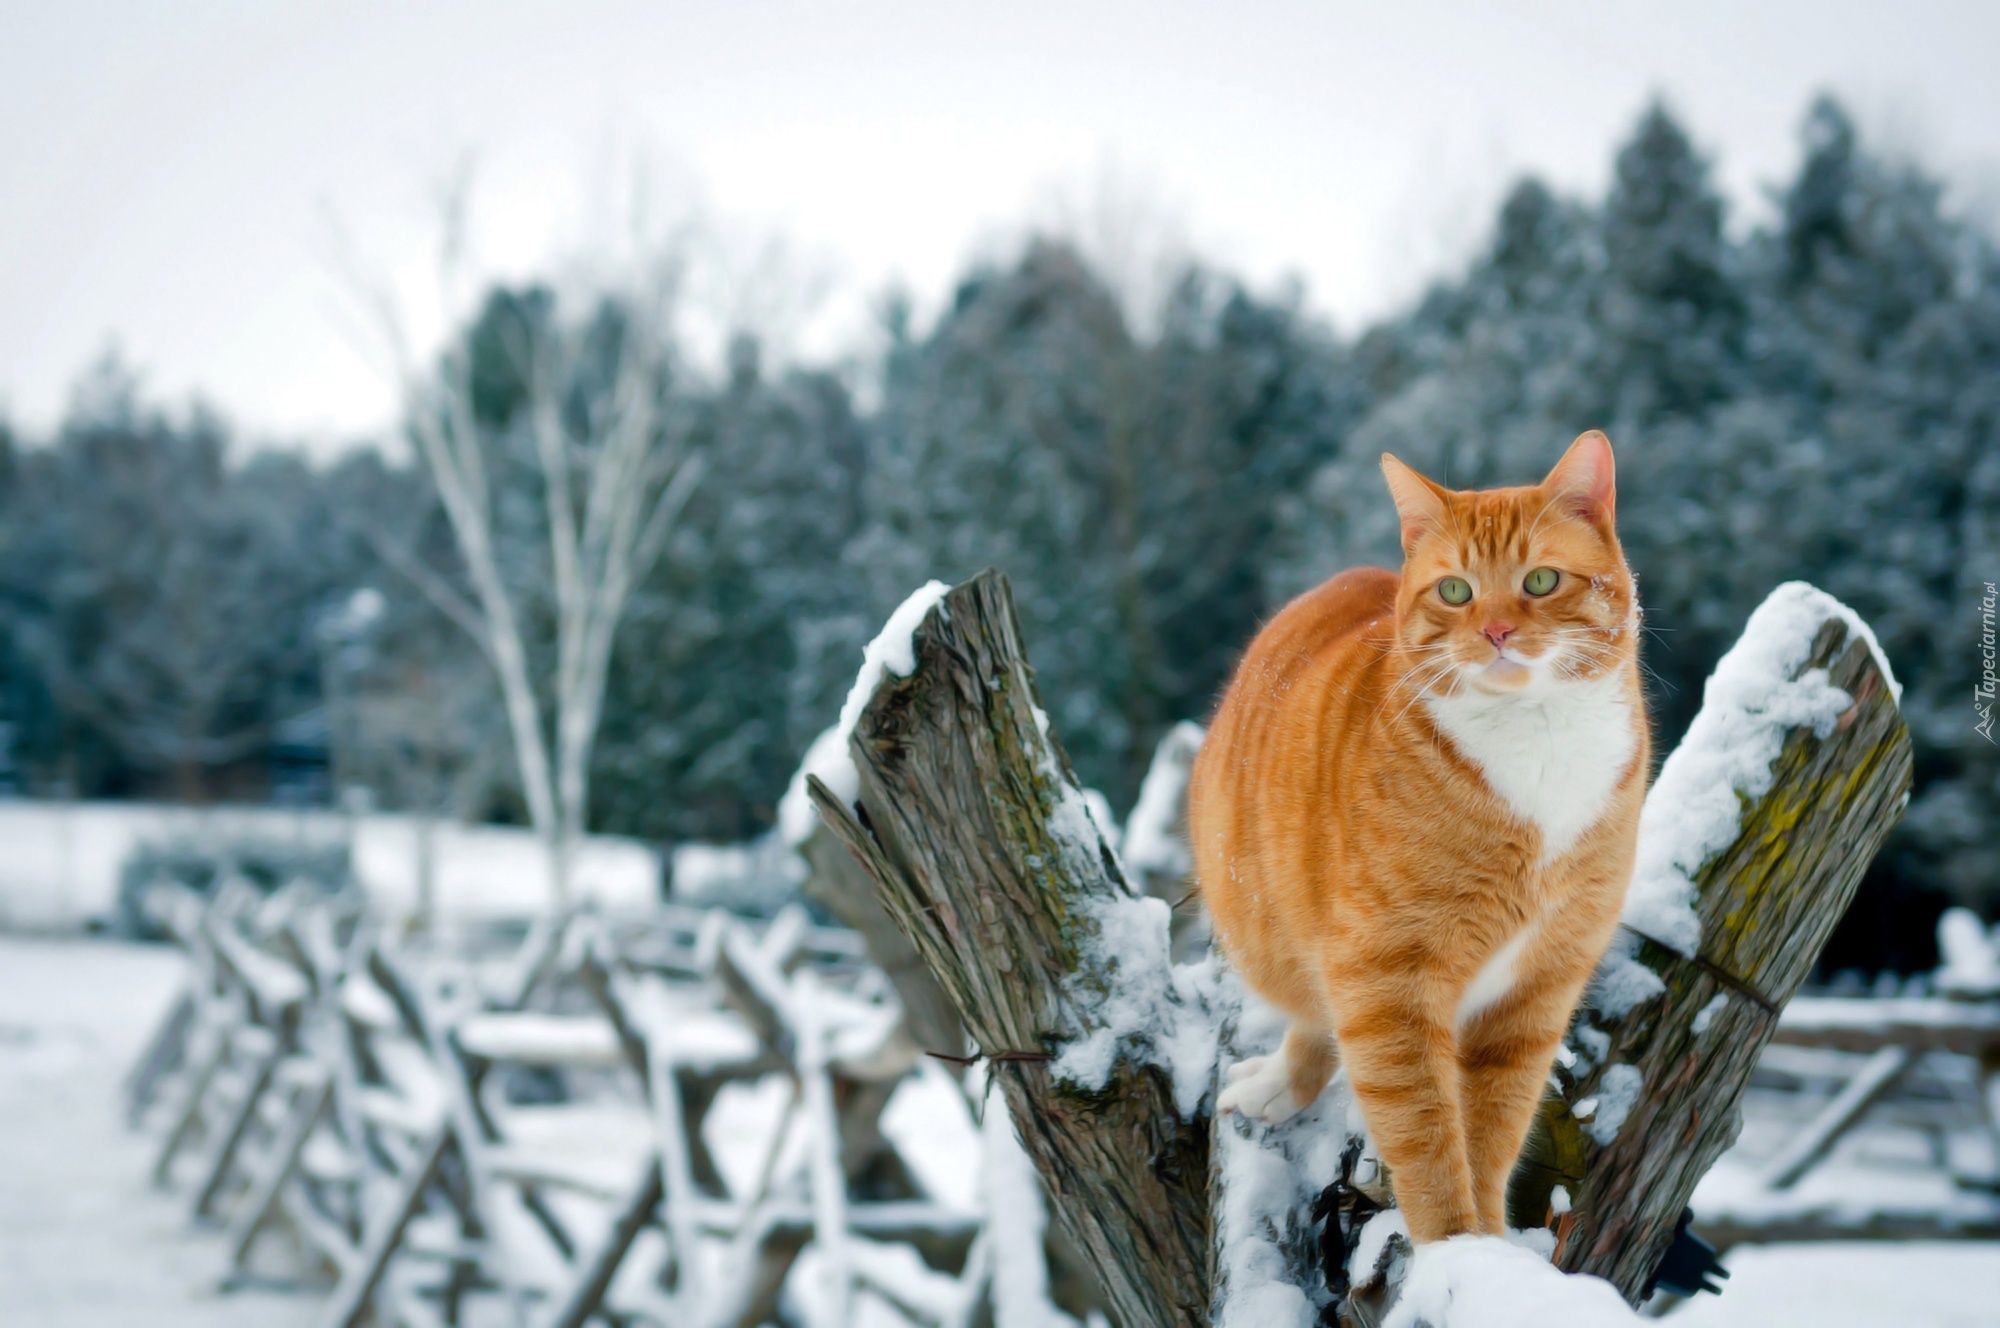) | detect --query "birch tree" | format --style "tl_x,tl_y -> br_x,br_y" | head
352,216 -> 704,900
